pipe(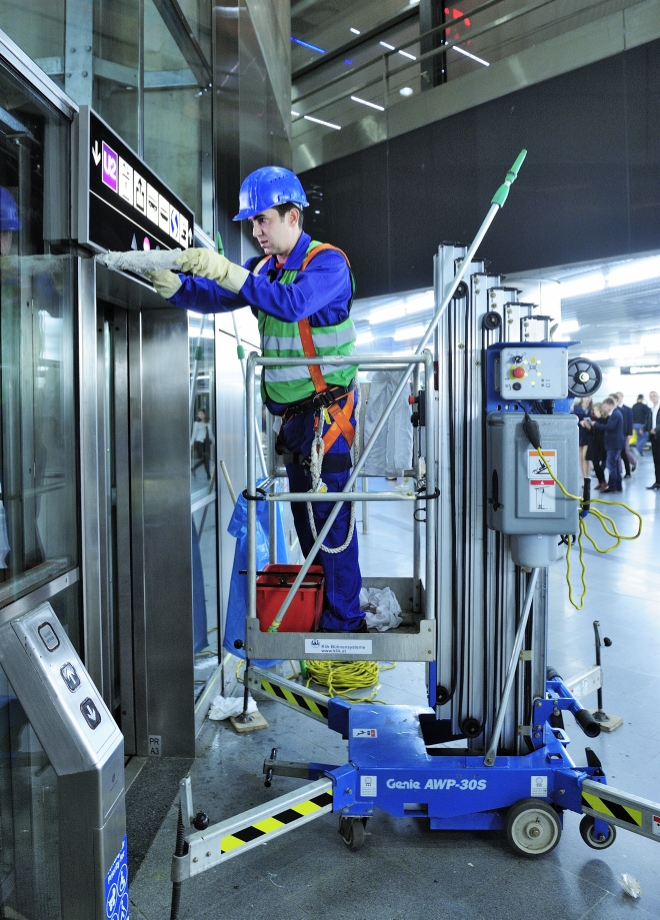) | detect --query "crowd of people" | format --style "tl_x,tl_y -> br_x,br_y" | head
571,390 -> 660,492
